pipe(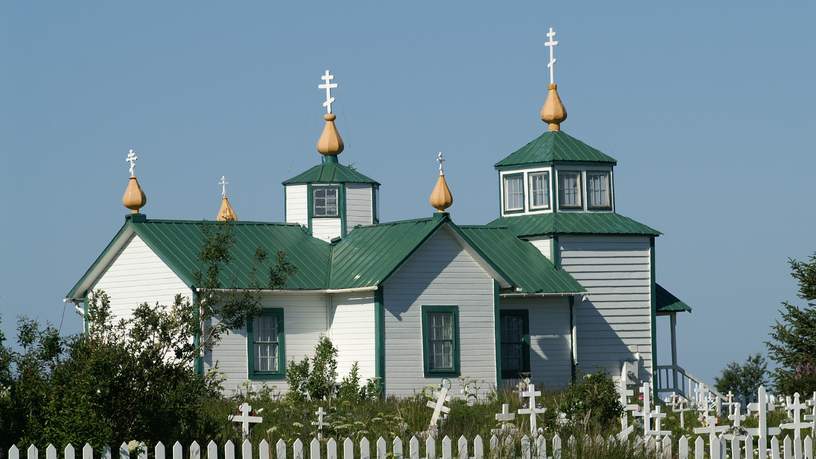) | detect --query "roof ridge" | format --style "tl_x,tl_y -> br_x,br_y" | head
135,218 -> 303,227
